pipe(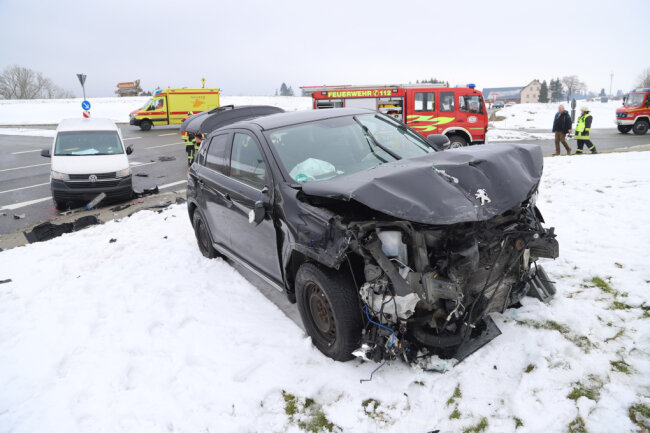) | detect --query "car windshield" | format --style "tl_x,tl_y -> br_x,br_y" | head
624,93 -> 646,107
54,131 -> 124,156
141,98 -> 153,109
266,113 -> 433,184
